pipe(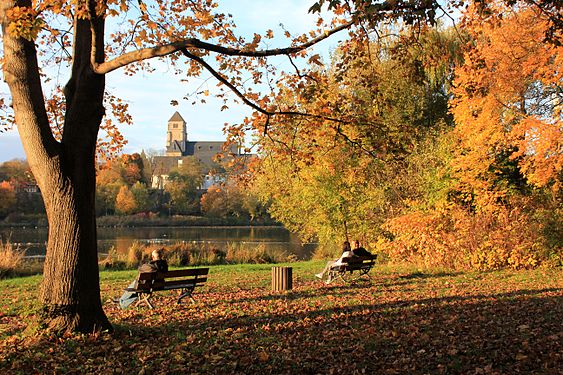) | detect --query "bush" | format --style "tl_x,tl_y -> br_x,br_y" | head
99,240 -> 288,270
383,205 -> 557,270
311,243 -> 341,260
0,239 -> 25,278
